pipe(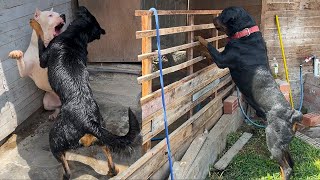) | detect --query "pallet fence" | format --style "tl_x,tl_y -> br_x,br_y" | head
112,10 -> 234,179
